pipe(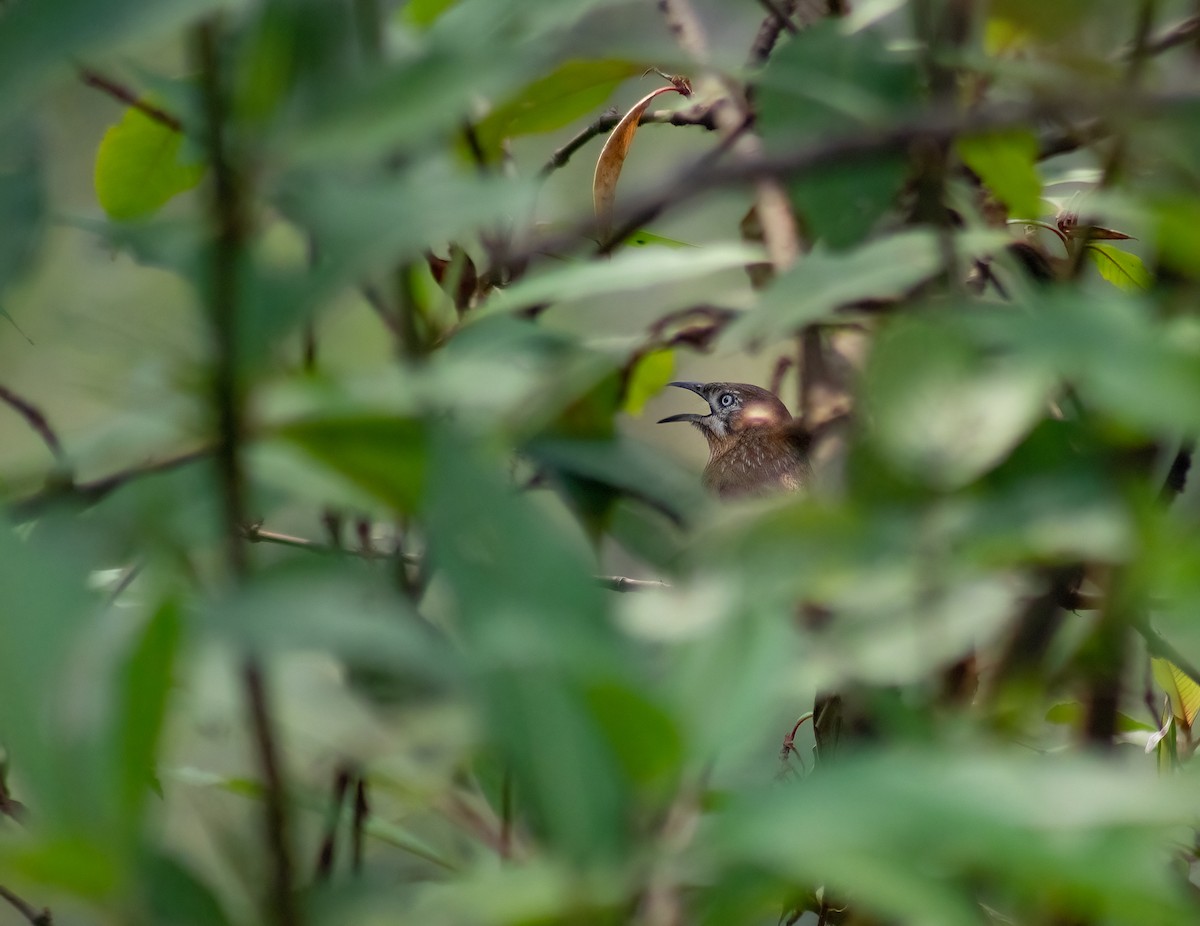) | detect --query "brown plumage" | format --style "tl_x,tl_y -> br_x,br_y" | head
657,381 -> 811,499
